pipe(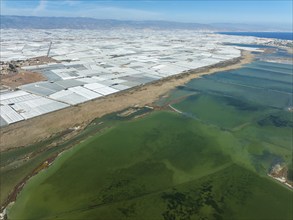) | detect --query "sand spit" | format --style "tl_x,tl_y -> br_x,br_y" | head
0,50 -> 254,151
